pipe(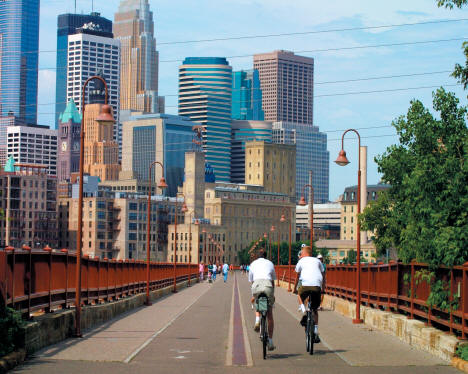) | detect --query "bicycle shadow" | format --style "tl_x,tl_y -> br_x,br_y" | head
267,353 -> 302,359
